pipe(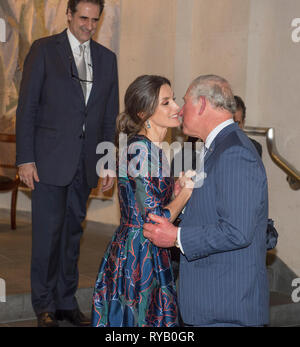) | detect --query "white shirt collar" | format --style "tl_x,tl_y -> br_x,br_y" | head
205,118 -> 234,149
67,28 -> 90,53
